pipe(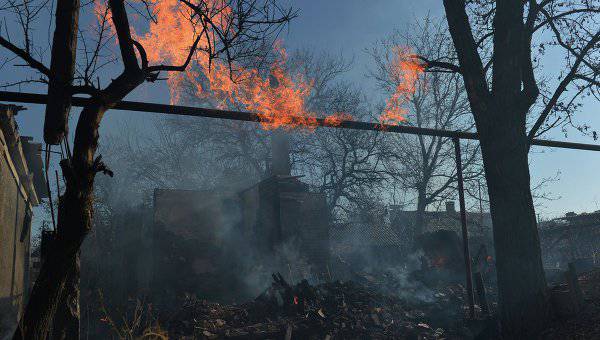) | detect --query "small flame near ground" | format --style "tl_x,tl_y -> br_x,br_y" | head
95,0 -> 423,130
431,256 -> 448,268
